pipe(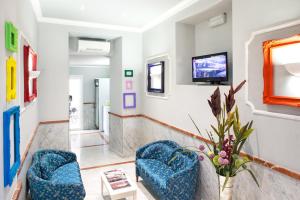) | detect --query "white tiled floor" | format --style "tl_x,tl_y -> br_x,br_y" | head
70,130 -> 107,148
69,130 -> 155,199
81,163 -> 156,200
70,130 -> 134,168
